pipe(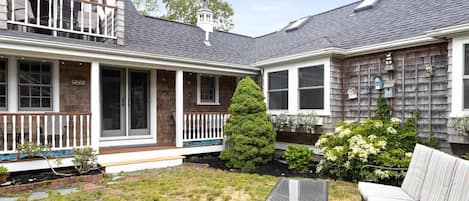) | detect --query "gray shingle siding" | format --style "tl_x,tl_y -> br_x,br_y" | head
1,0 -> 469,66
